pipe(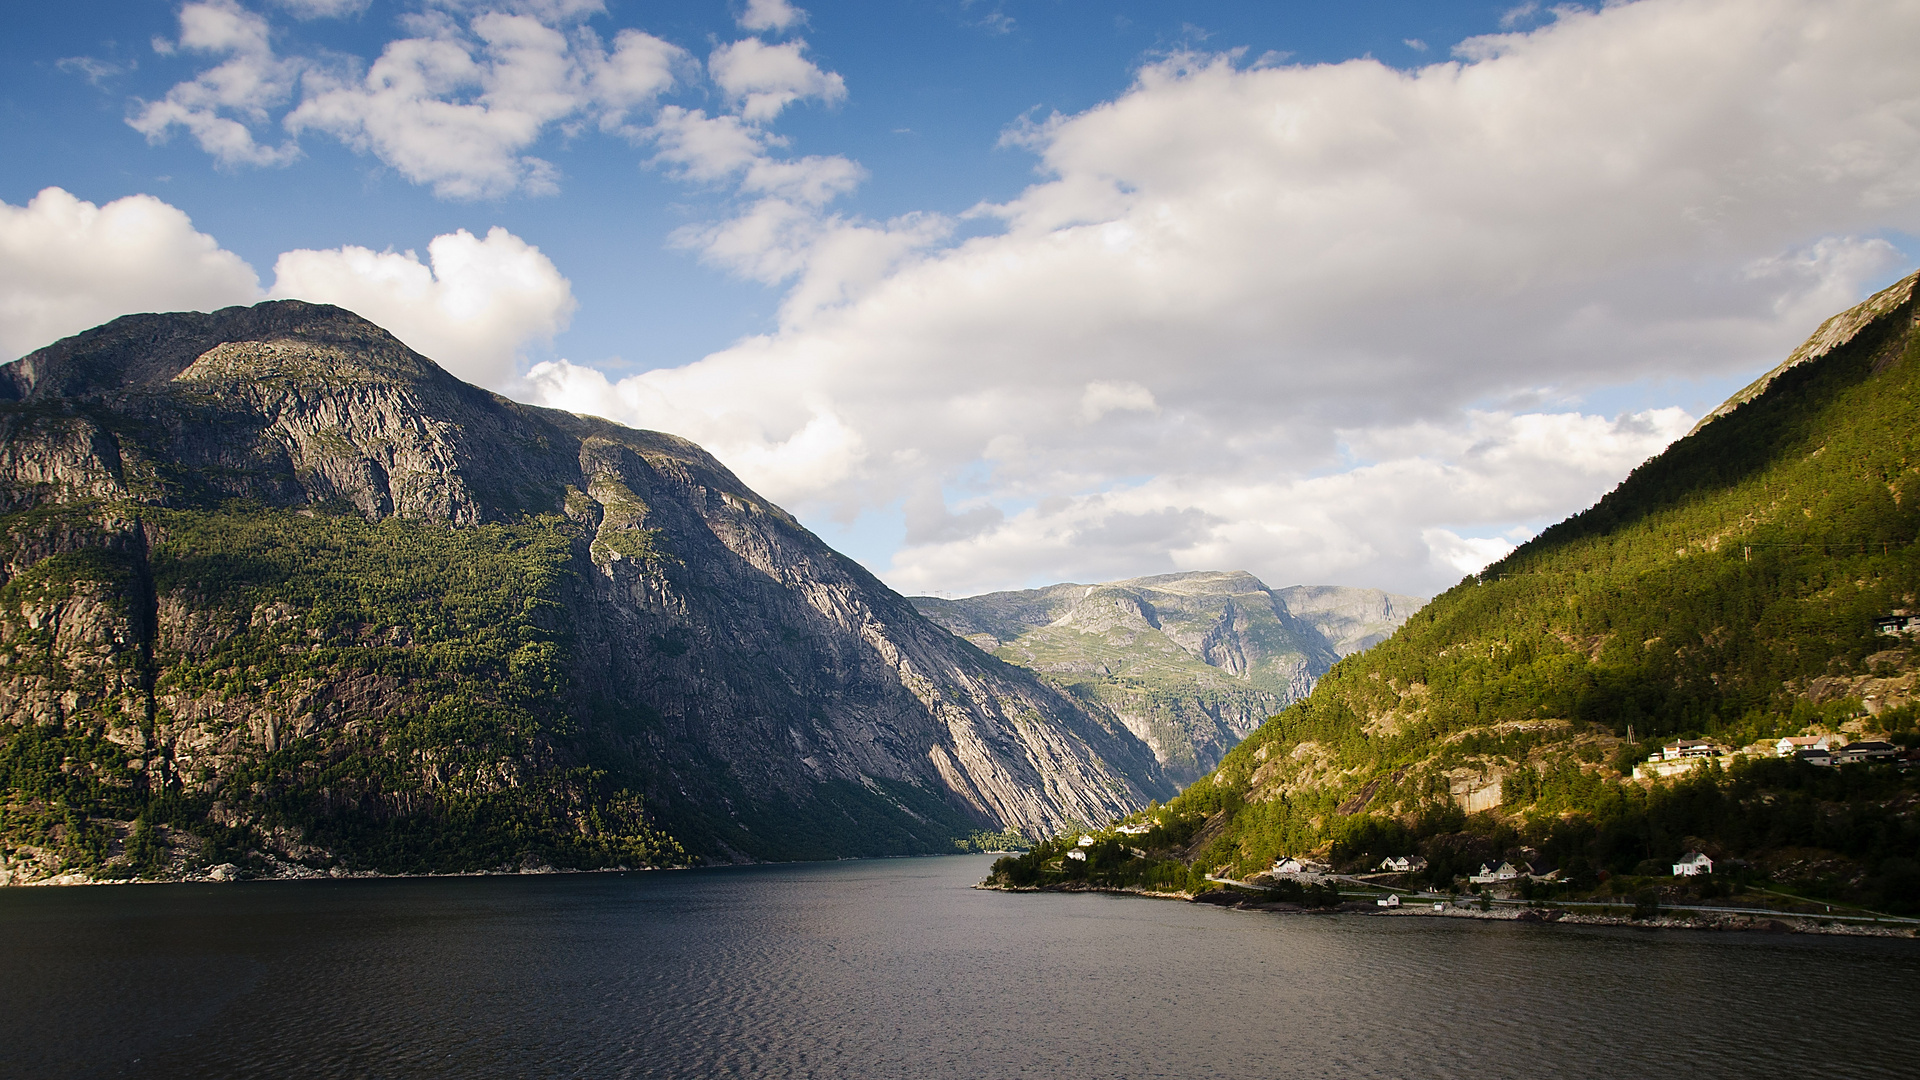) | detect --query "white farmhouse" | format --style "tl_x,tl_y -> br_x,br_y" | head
1775,735 -> 1835,757
1673,852 -> 1713,876
1379,855 -> 1429,873
1066,849 -> 1087,862
1468,860 -> 1529,884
